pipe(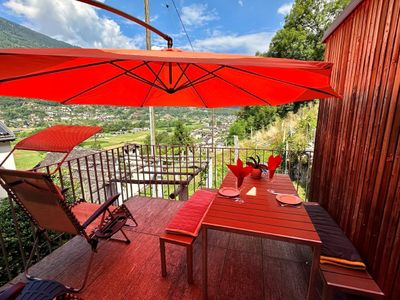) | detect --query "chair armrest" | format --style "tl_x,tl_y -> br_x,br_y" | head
81,194 -> 120,229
